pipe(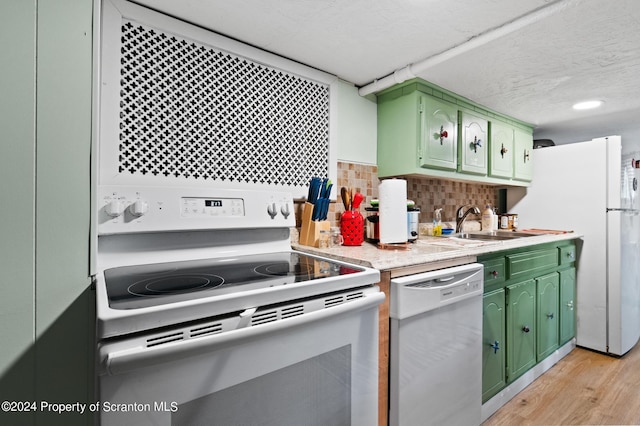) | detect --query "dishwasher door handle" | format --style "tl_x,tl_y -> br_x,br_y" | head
434,276 -> 455,283
406,278 -> 471,291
